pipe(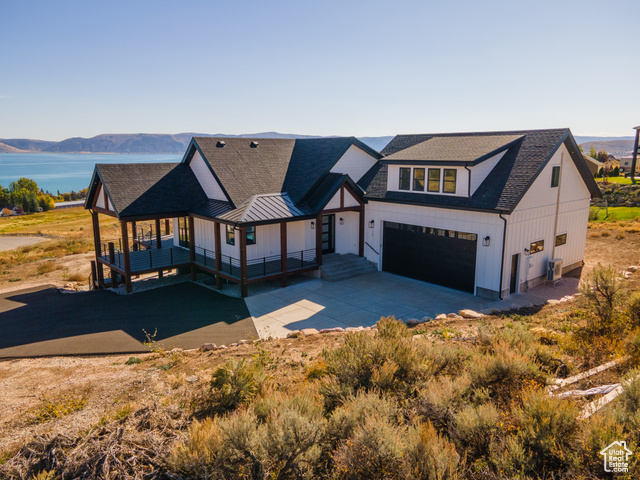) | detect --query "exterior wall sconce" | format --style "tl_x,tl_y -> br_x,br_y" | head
310,221 -> 315,230
339,217 -> 344,225
524,248 -> 530,255
369,220 -> 375,229
482,236 -> 490,246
